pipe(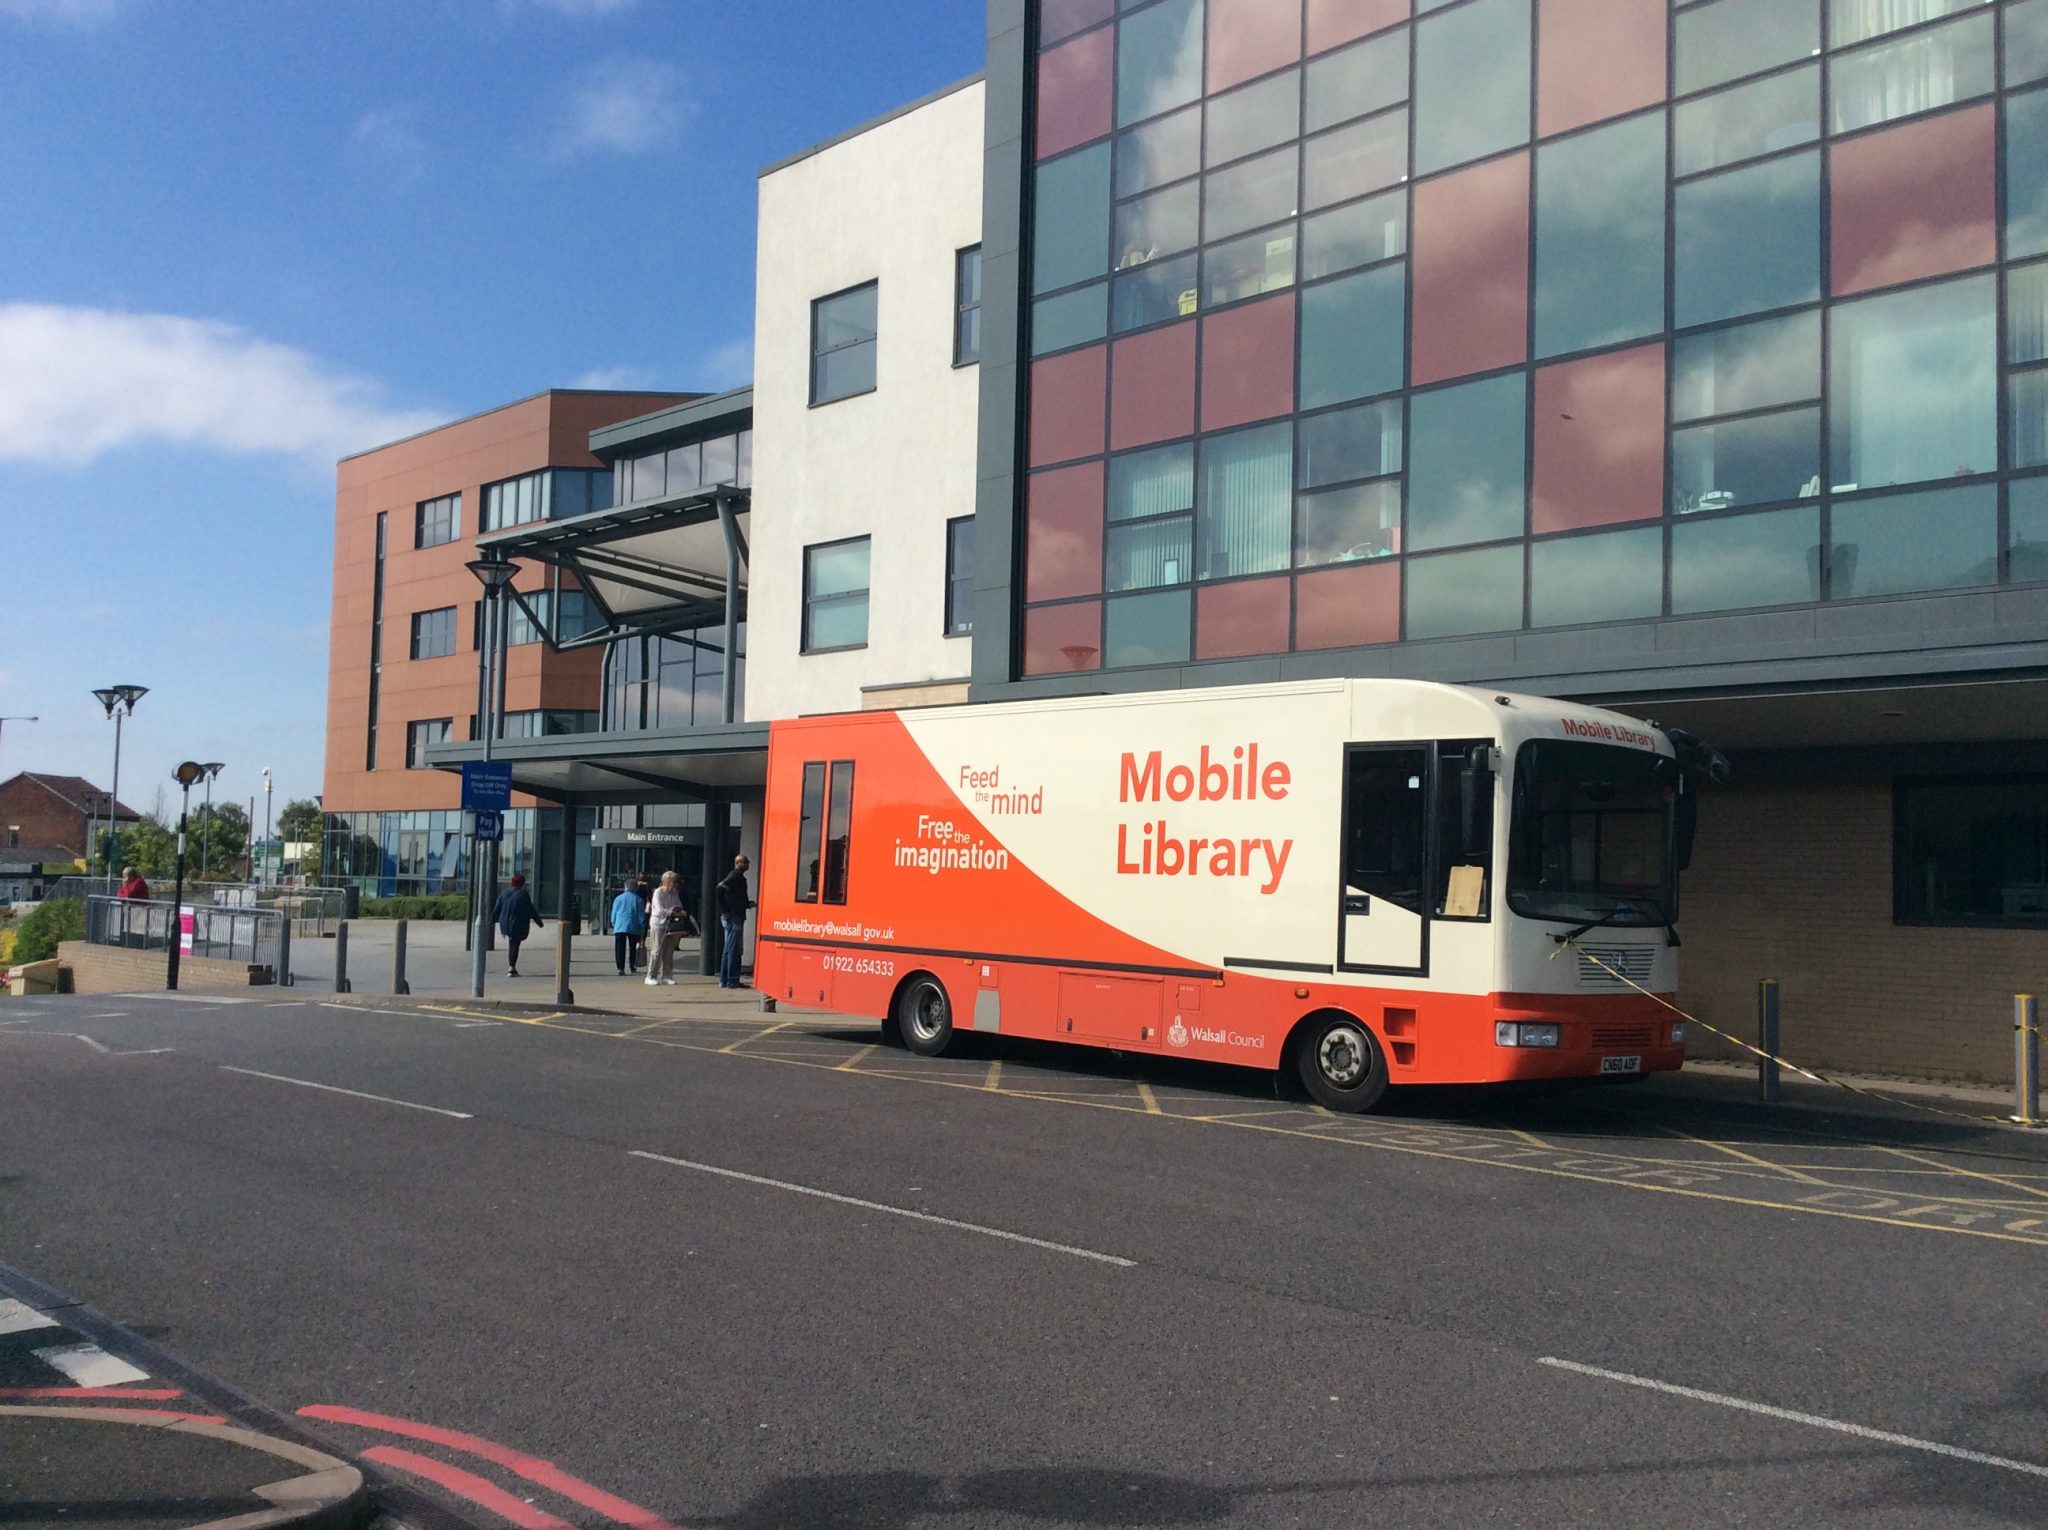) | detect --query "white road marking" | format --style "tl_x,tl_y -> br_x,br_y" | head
1538,1357 -> 2048,1480
87,1012 -> 129,1019
0,1299 -> 59,1335
631,1150 -> 1135,1268
32,1343 -> 149,1387
454,1020 -> 499,1028
113,992 -> 256,1004
218,1066 -> 472,1119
